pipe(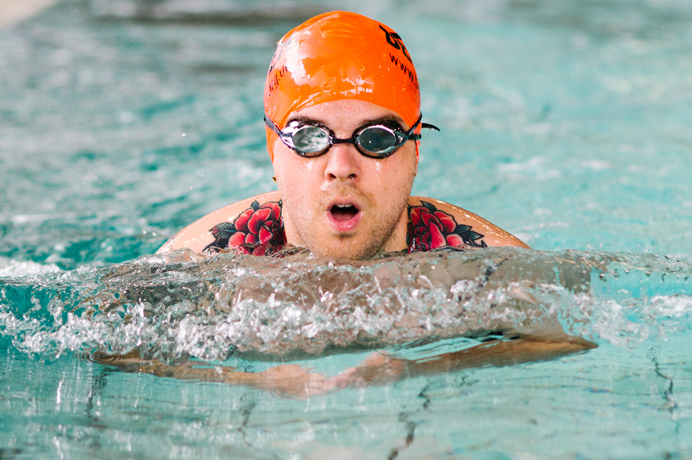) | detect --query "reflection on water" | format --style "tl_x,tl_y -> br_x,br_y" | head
3,248 -> 692,363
